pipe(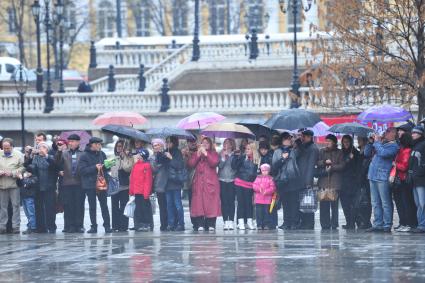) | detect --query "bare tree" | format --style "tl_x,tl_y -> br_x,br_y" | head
316,0 -> 425,119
